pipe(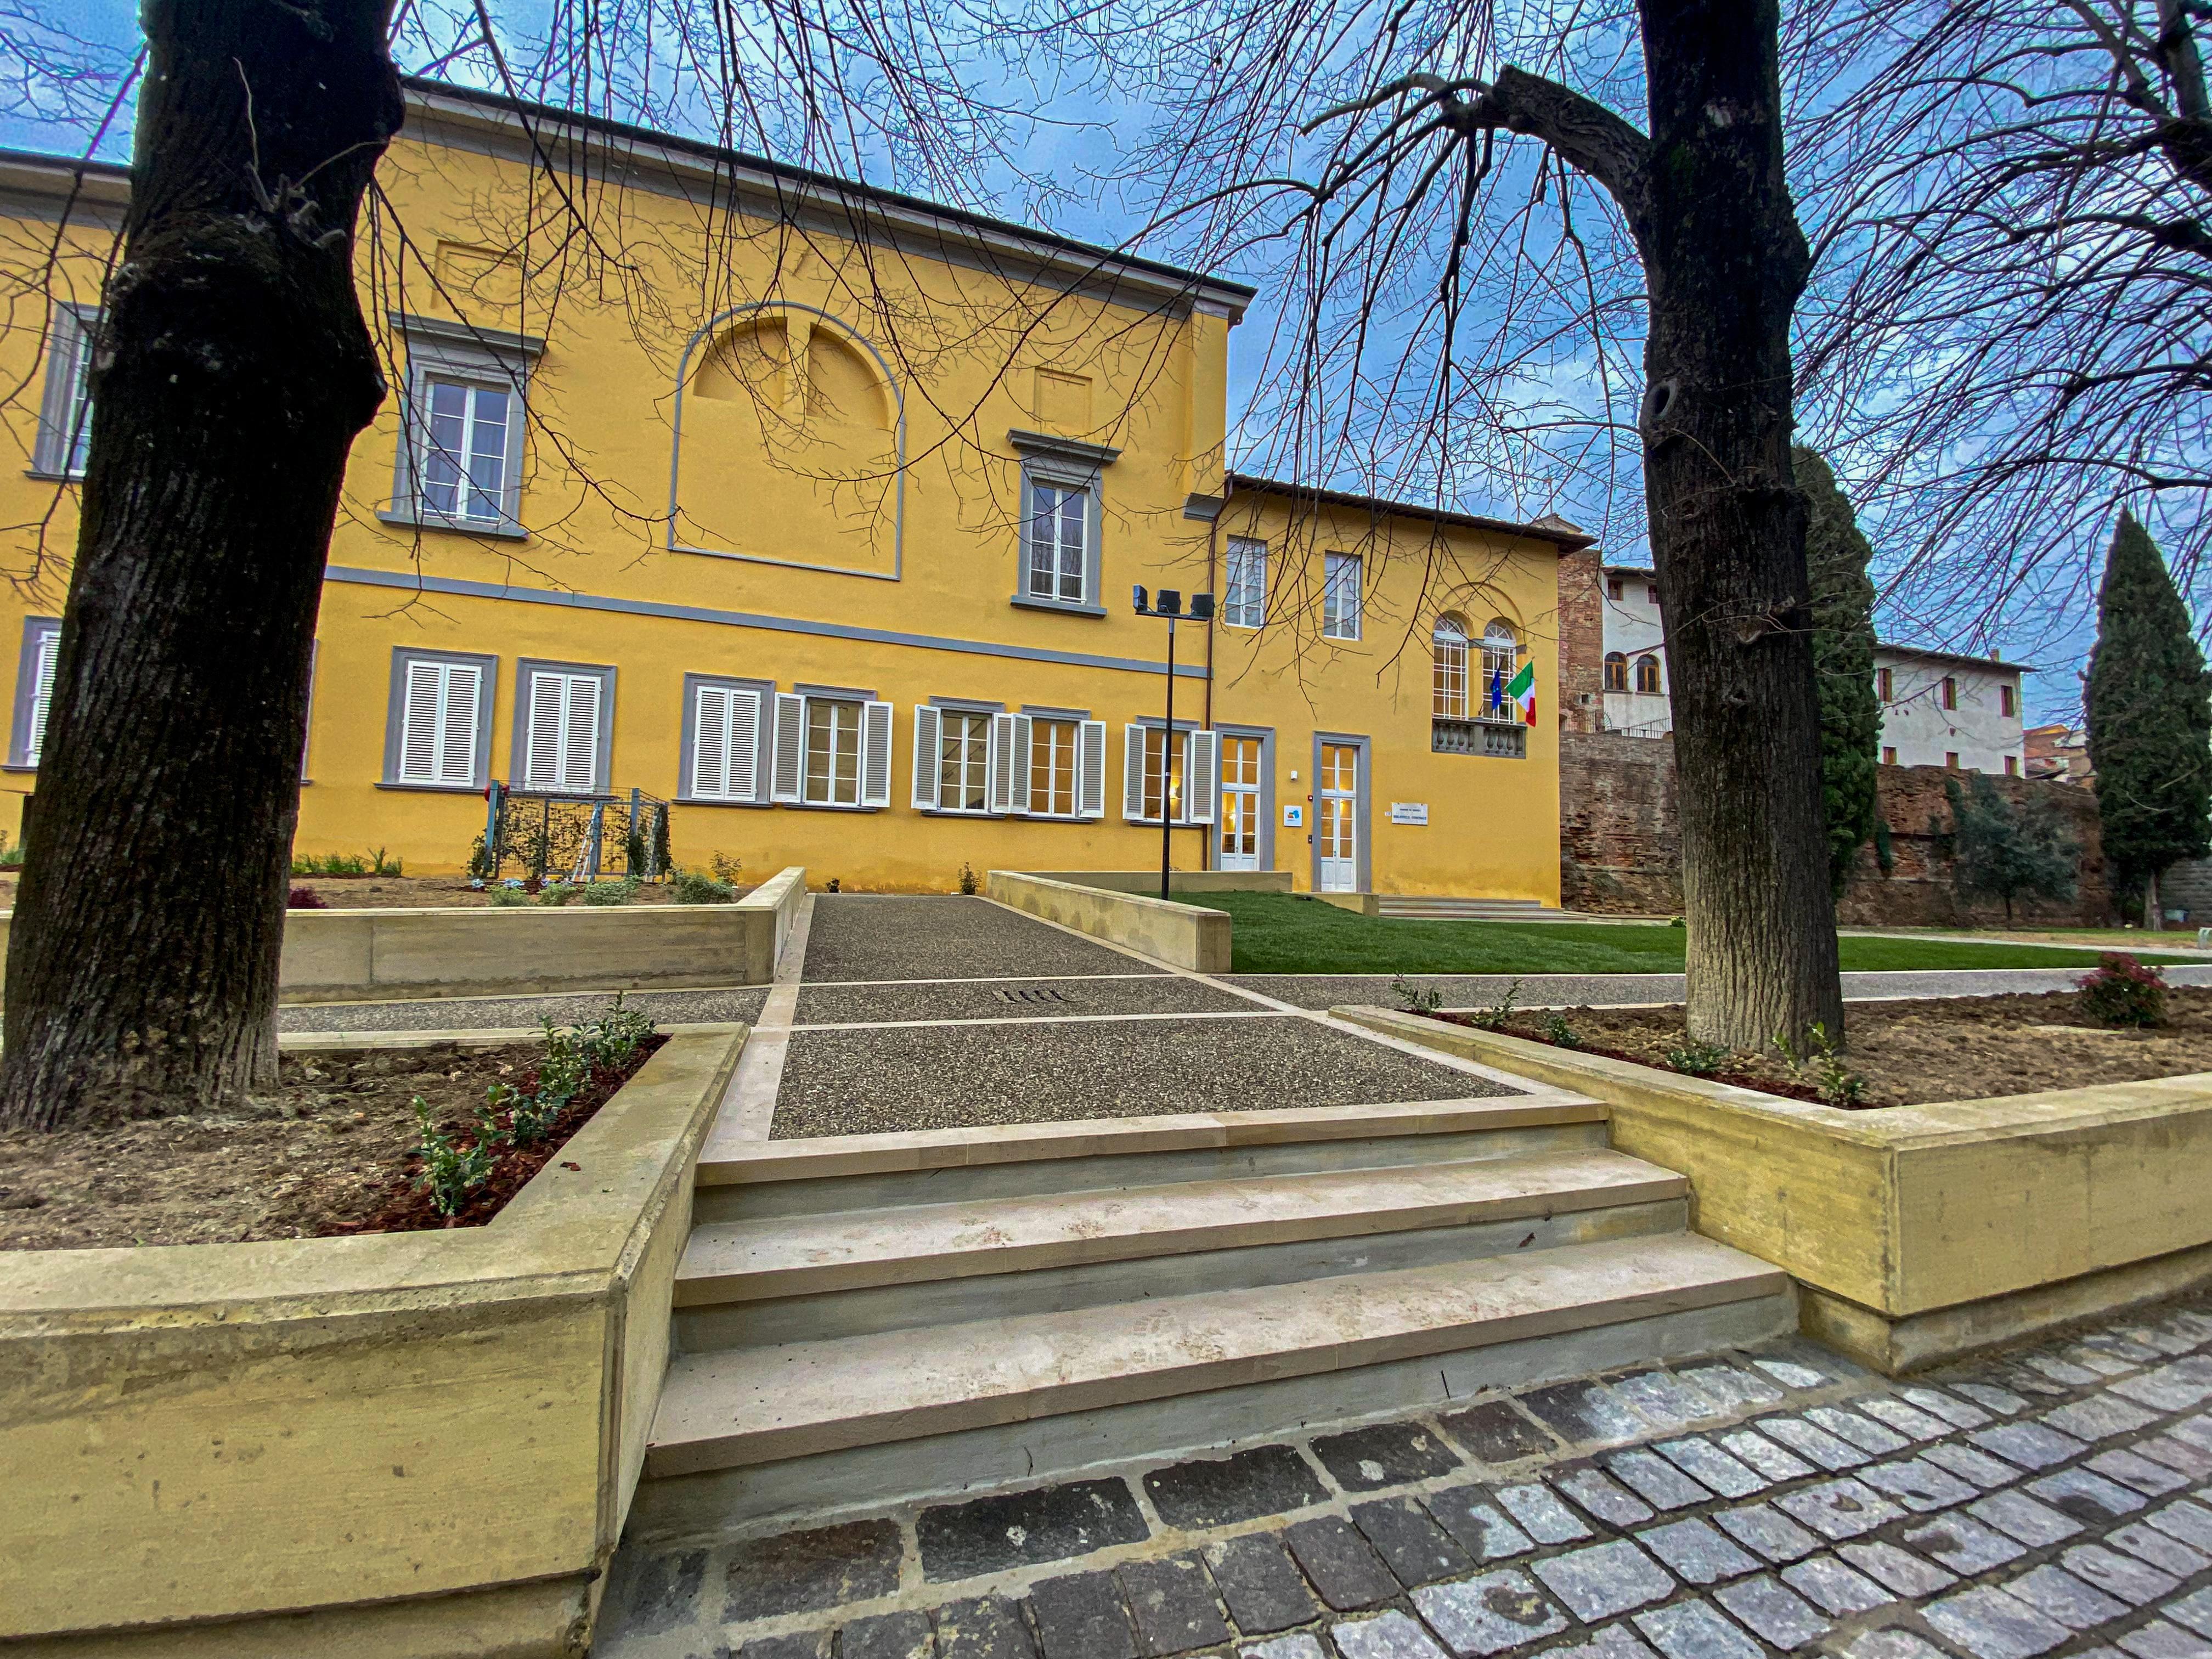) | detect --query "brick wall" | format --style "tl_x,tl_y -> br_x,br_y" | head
1555,545 -> 1605,735
1560,730 -> 2115,924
